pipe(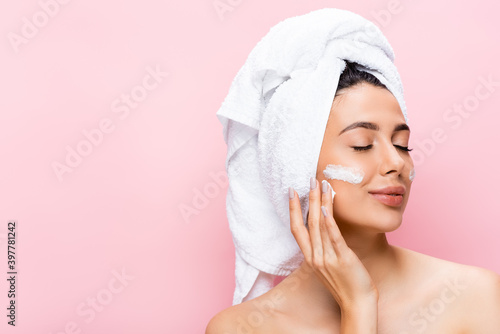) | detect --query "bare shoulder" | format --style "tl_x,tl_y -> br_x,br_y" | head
205,295 -> 282,334
454,264 -> 500,333
394,245 -> 493,274
394,244 -> 500,286
393,245 -> 500,333
205,303 -> 244,334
